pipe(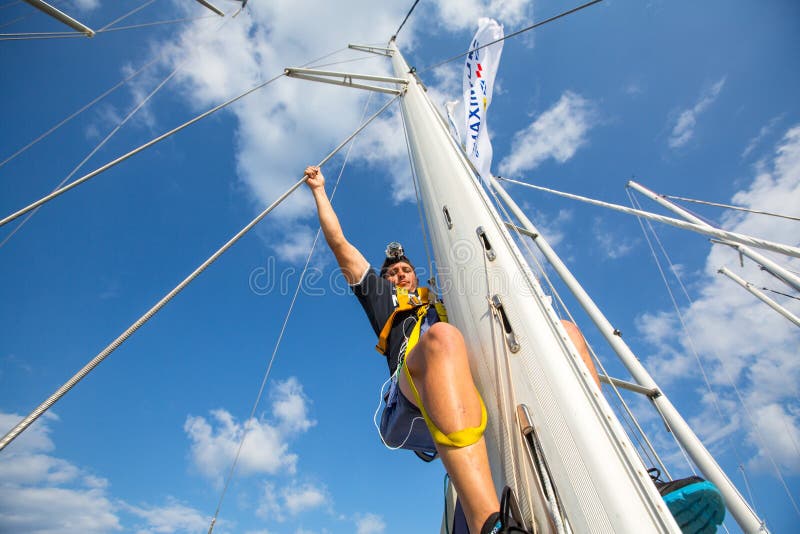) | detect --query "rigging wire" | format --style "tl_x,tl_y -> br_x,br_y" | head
0,57 -> 158,170
206,91 -> 377,534
0,51 -> 186,249
419,0 -> 603,74
761,286 -> 800,301
0,7 -> 233,247
0,14 -> 28,30
0,48 -> 346,173
662,194 -> 800,223
0,95 -> 399,454
98,0 -> 157,32
0,12 -> 215,39
0,71 -> 285,230
305,53 -> 383,71
96,13 -> 216,33
628,189 -> 800,517
392,0 -> 419,40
